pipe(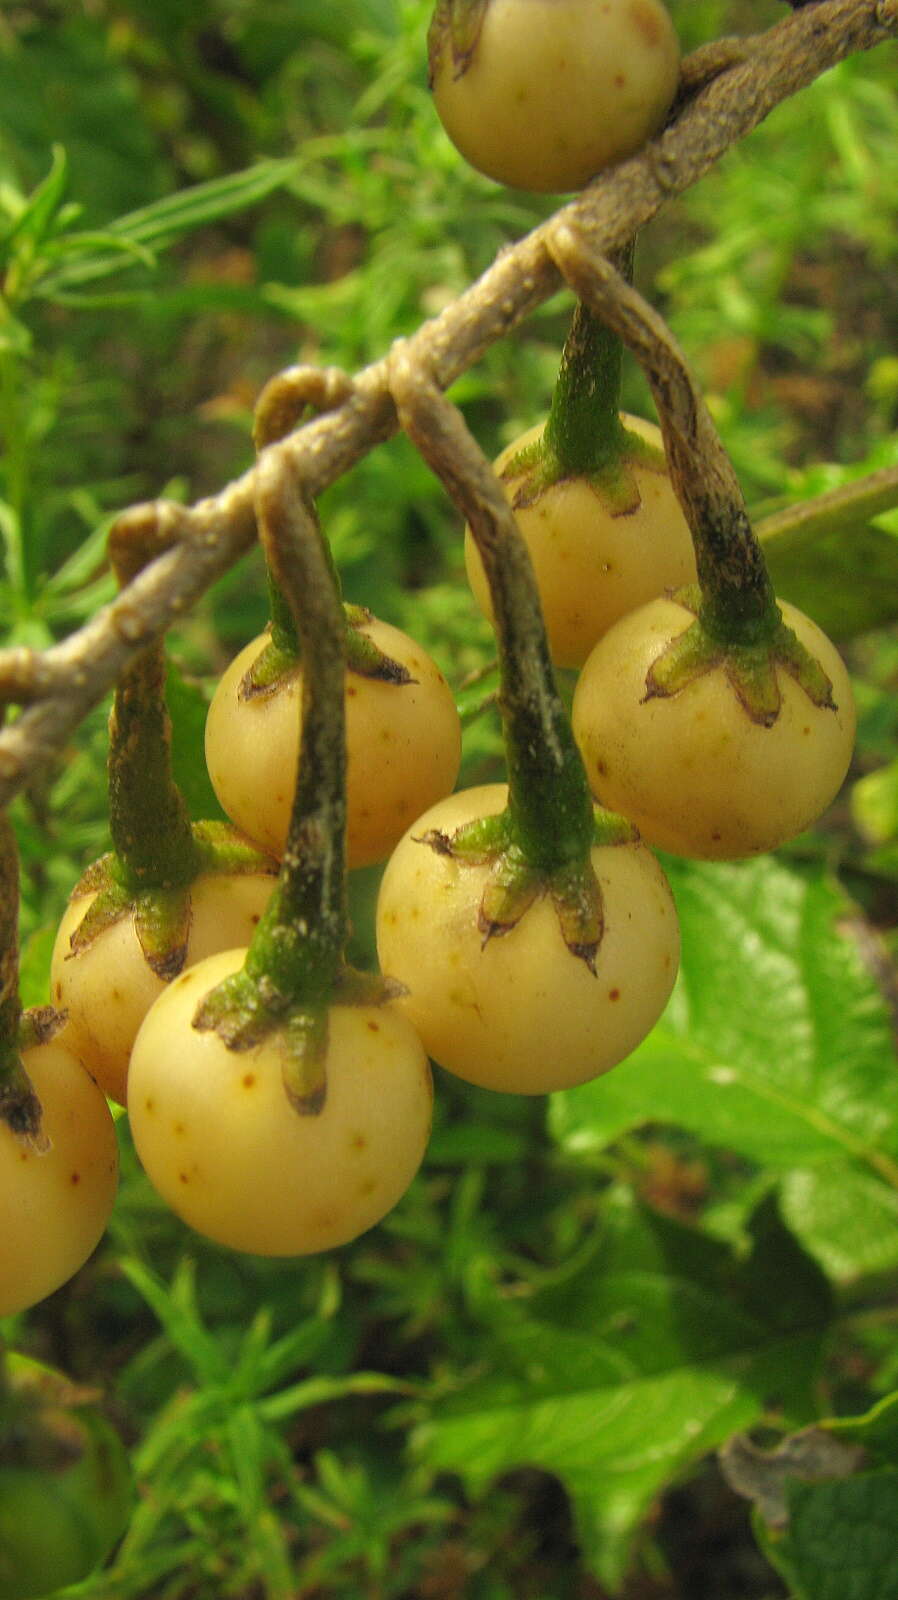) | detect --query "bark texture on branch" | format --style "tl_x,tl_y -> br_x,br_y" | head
0,0 -> 895,807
